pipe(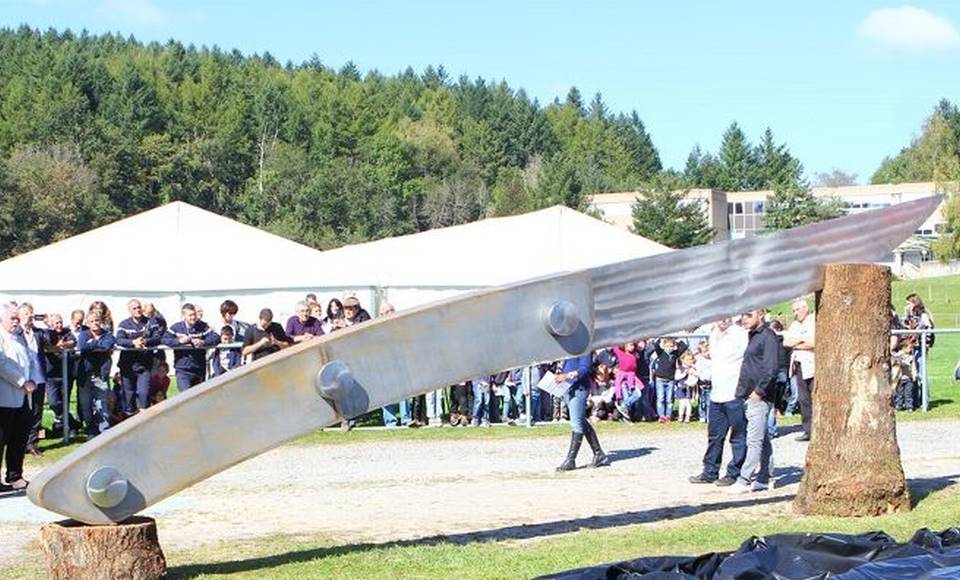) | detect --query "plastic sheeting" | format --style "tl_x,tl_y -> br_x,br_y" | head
541,528 -> 960,579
